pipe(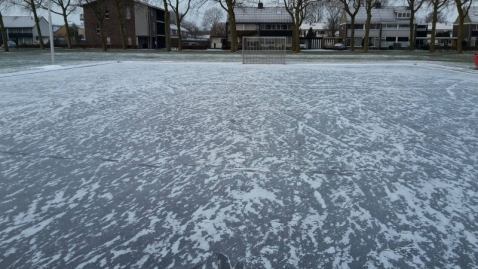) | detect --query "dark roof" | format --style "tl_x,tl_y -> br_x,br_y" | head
234,7 -> 292,24
344,6 -> 415,24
